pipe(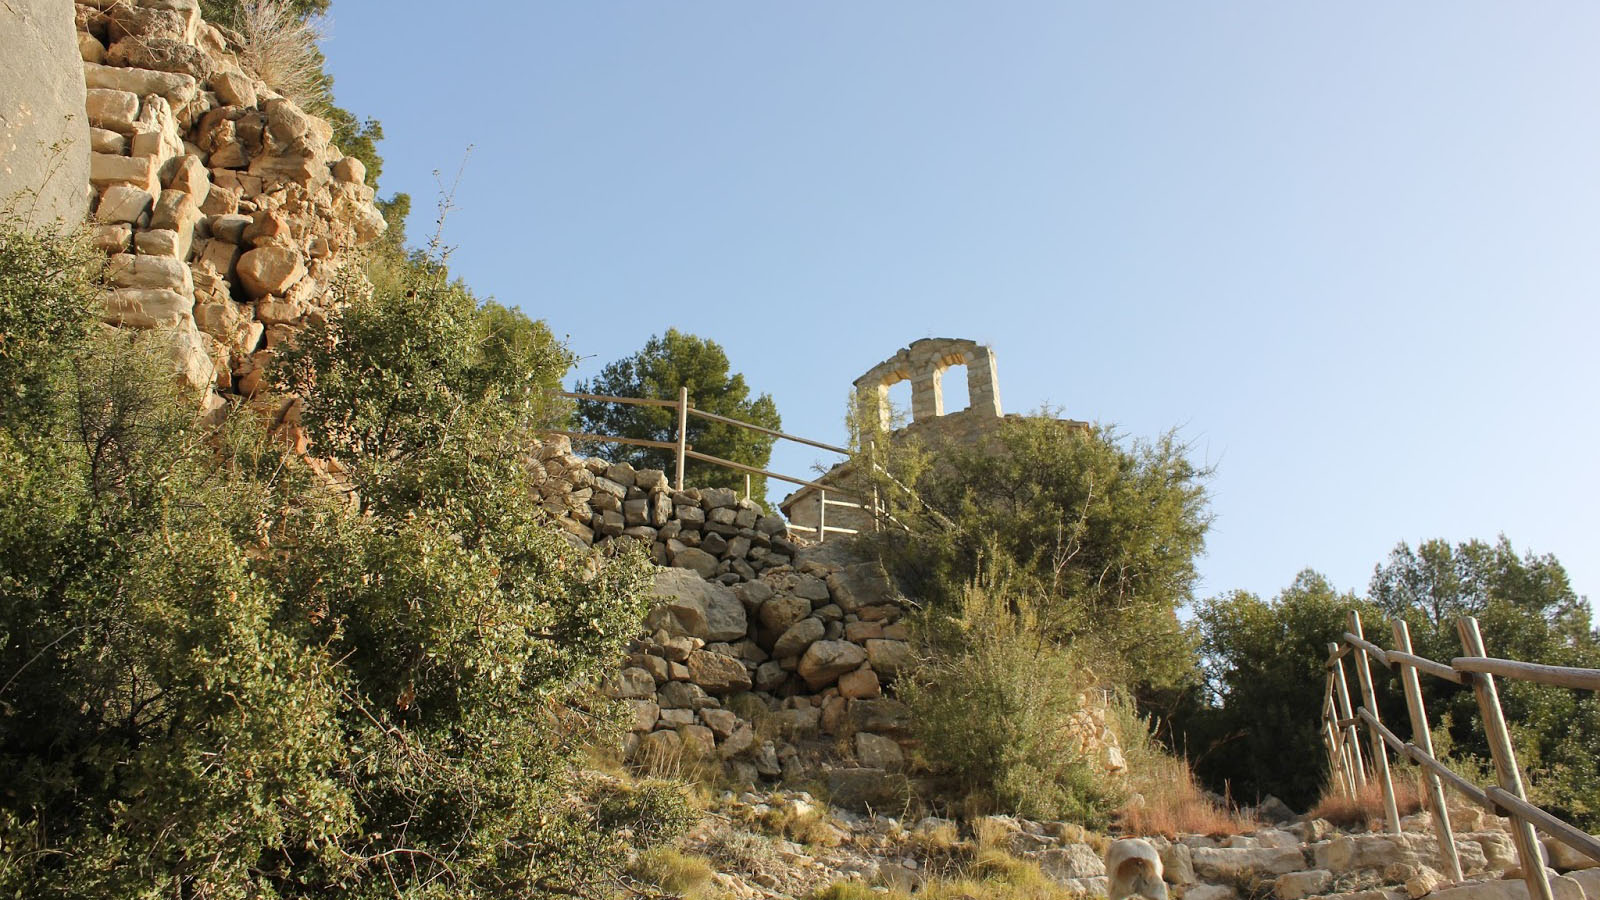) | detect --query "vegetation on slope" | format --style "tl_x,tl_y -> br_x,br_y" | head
0,217 -> 691,898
